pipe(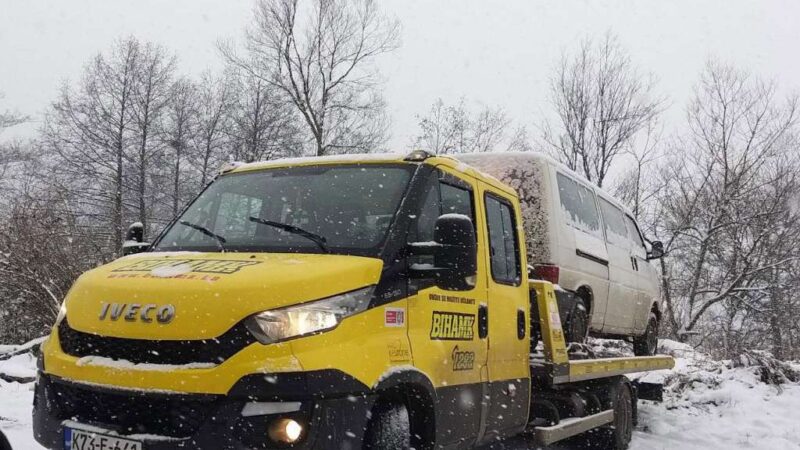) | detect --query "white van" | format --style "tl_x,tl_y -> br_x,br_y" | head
456,152 -> 664,355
